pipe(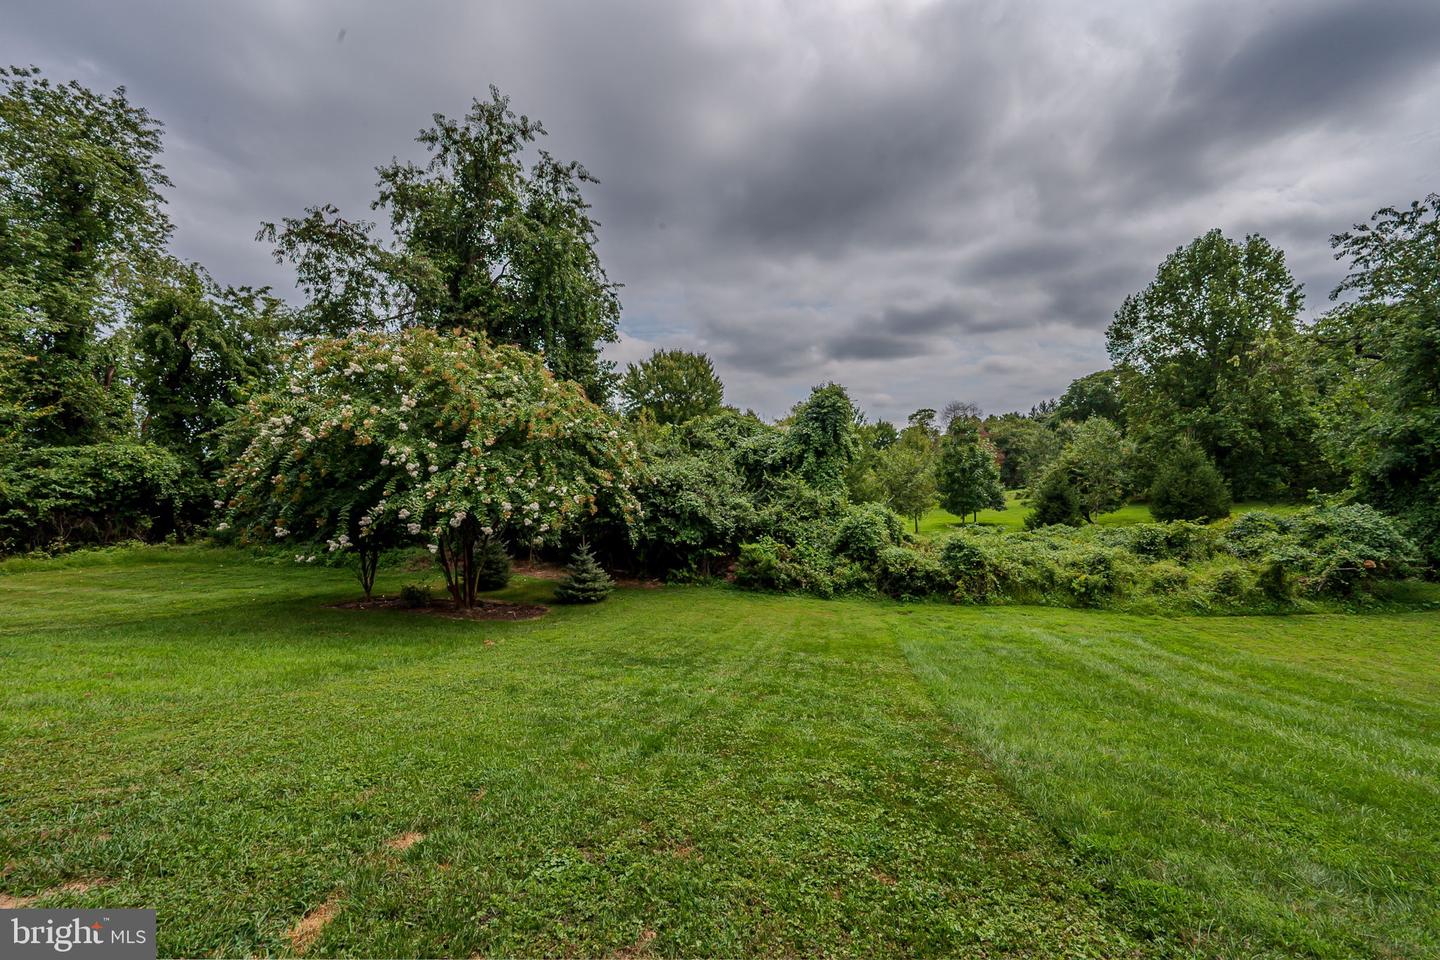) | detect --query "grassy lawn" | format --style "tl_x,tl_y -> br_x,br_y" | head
918,492 -> 1305,536
3,547 -> 1438,957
